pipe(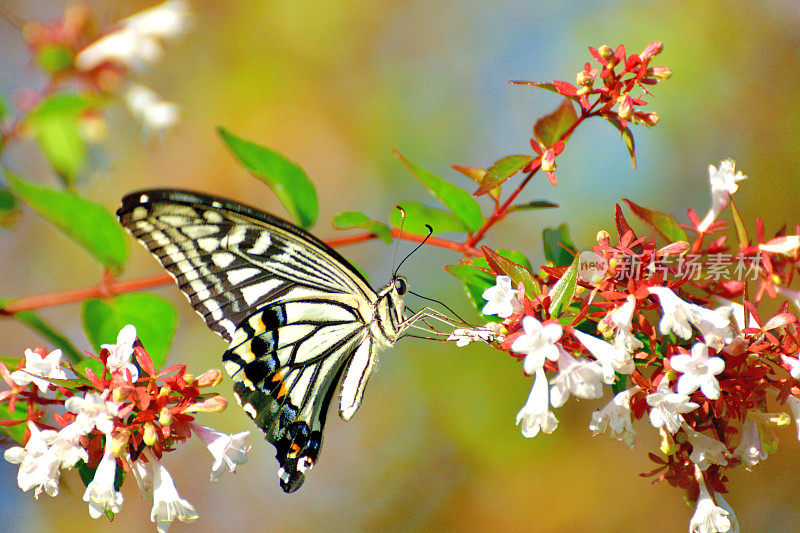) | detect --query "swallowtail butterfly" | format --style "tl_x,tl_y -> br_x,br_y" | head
117,190 -> 428,492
